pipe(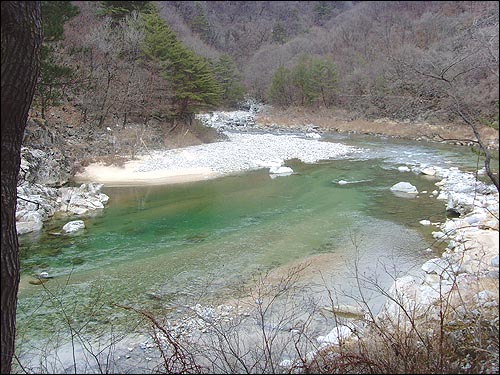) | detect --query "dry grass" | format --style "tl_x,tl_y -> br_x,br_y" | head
256,106 -> 500,150
161,118 -> 225,149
